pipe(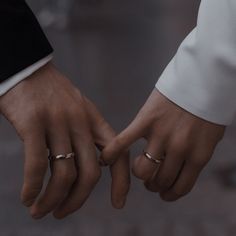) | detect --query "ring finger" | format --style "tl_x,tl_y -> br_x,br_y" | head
132,138 -> 165,182
53,132 -> 101,219
30,123 -> 77,219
